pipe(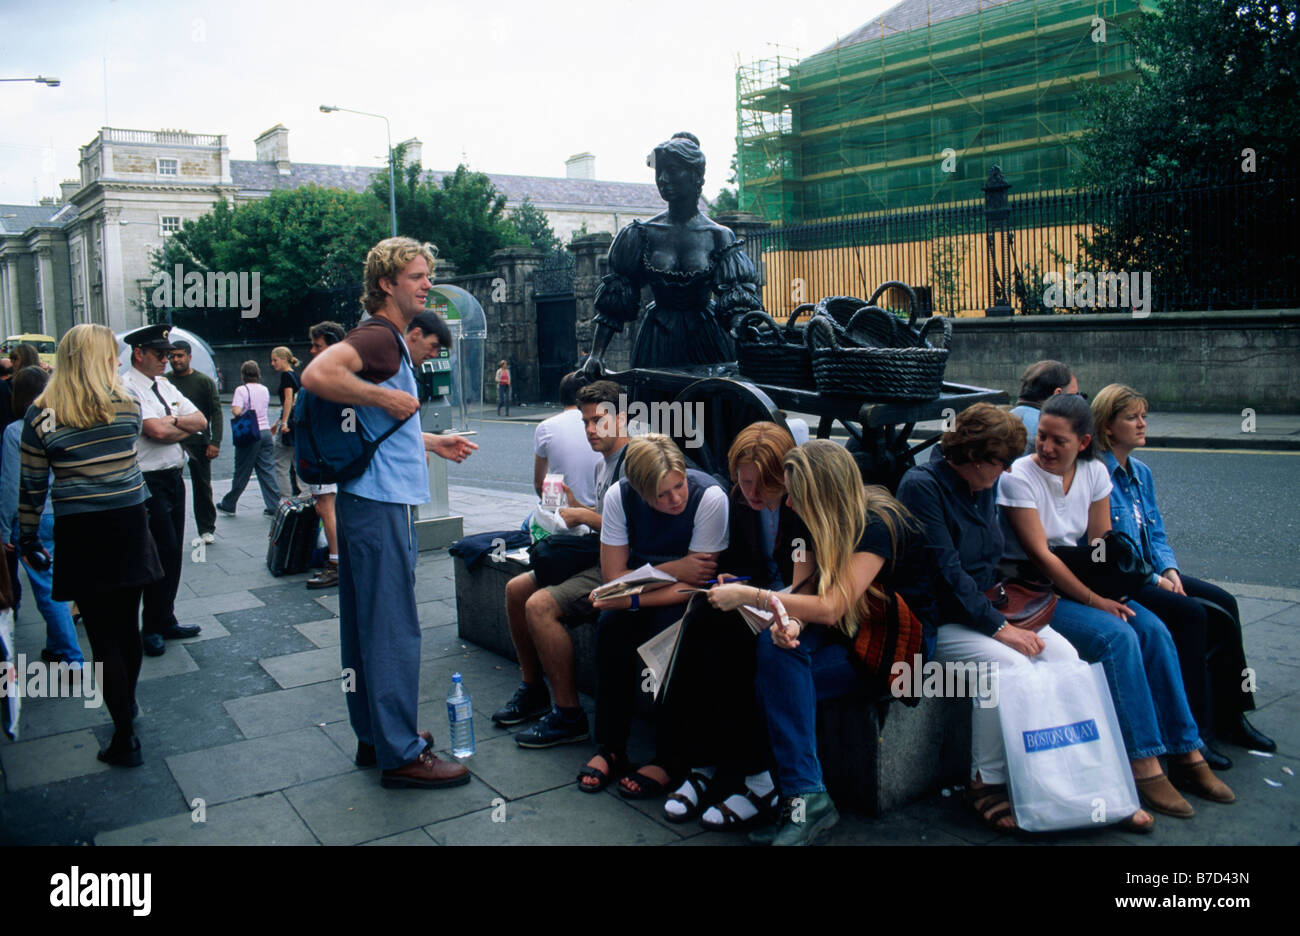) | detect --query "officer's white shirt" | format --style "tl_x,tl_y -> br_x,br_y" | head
124,365 -> 199,472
